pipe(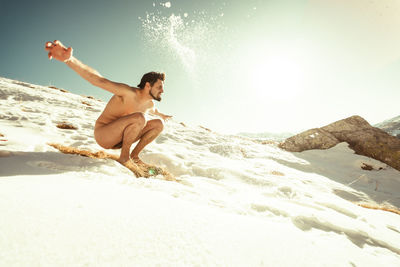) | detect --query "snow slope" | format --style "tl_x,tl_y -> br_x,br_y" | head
0,77 -> 399,266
